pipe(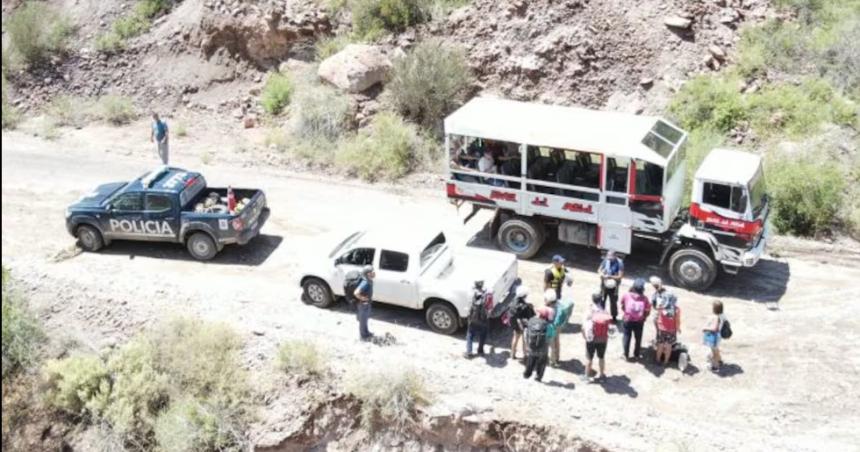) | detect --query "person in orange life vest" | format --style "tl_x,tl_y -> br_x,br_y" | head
620,278 -> 651,361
